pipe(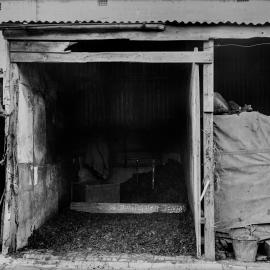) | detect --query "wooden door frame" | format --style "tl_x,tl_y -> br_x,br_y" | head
202,40 -> 215,260
2,38 -> 215,259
